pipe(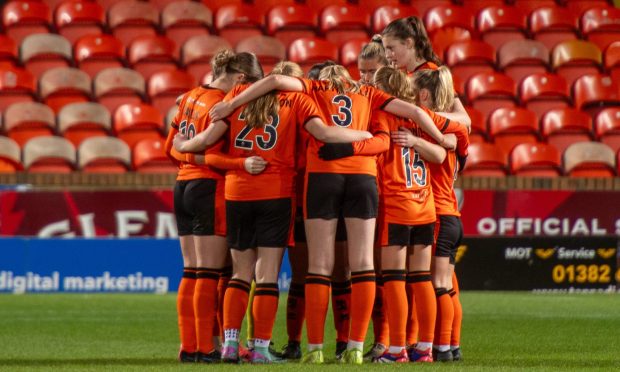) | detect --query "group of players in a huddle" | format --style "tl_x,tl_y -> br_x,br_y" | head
165,15 -> 470,364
